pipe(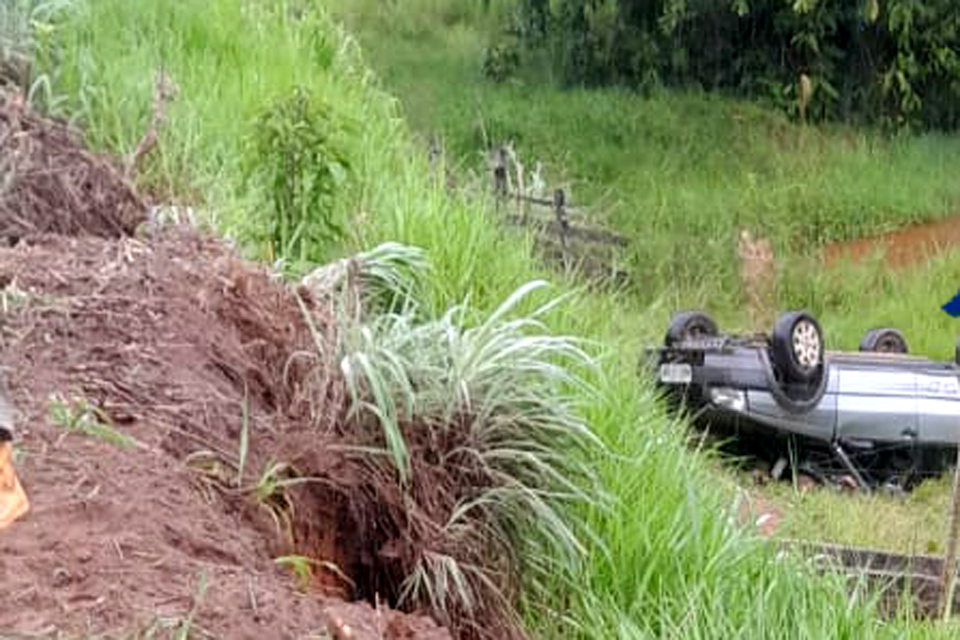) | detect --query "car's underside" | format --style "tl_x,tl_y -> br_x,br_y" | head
648,310 -> 960,492
687,405 -> 956,491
